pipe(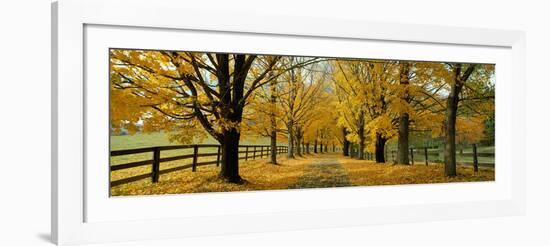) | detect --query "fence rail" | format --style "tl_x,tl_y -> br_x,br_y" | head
110,144 -> 289,187
352,144 -> 494,170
